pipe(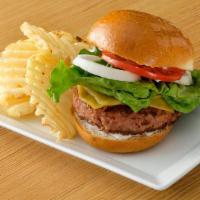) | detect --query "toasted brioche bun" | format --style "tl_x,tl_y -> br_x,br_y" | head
87,10 -> 194,71
74,115 -> 173,153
